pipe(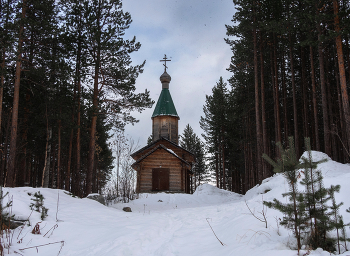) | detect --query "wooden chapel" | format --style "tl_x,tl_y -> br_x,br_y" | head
131,55 -> 195,193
